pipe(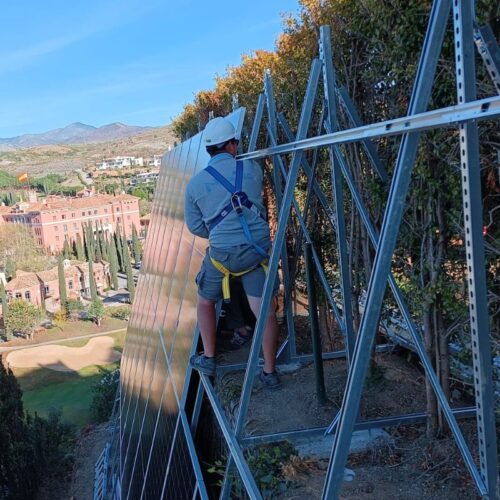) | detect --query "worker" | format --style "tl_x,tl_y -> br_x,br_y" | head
184,116 -> 281,389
